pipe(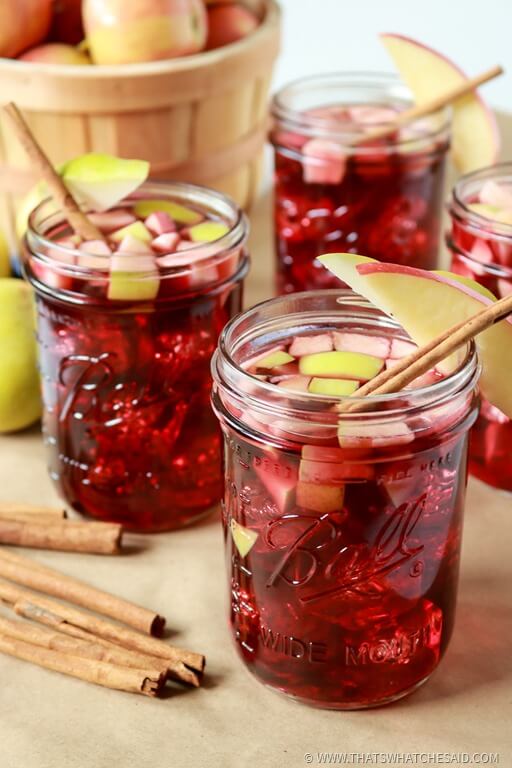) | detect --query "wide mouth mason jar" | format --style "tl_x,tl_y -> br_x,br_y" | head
211,291 -> 479,709
447,163 -> 512,492
270,73 -> 451,294
24,181 -> 249,532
